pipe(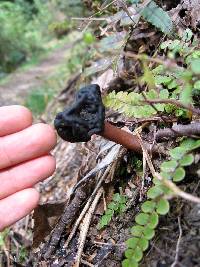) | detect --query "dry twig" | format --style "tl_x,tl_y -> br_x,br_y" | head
171,217 -> 183,267
156,122 -> 200,141
135,131 -> 200,204
64,167 -> 111,248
